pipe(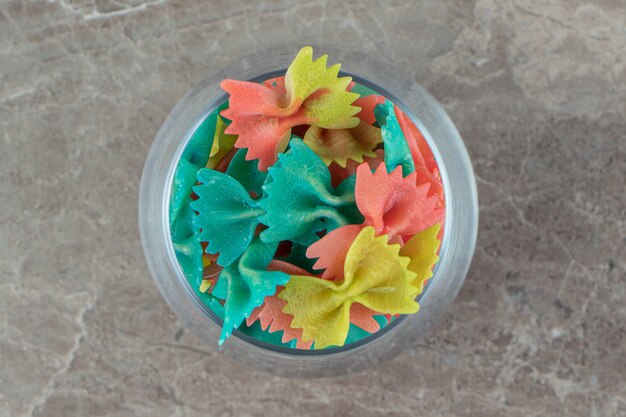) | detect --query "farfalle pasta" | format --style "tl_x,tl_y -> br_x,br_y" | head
280,227 -> 419,349
169,47 -> 445,349
221,46 -> 360,170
